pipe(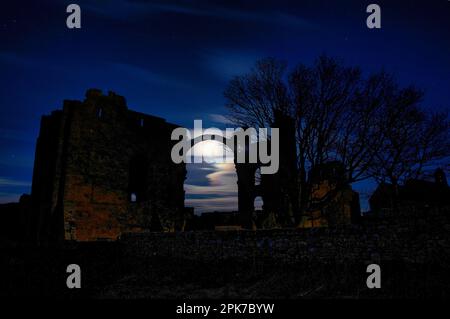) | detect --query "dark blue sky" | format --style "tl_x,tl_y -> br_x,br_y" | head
1,0 -> 449,211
